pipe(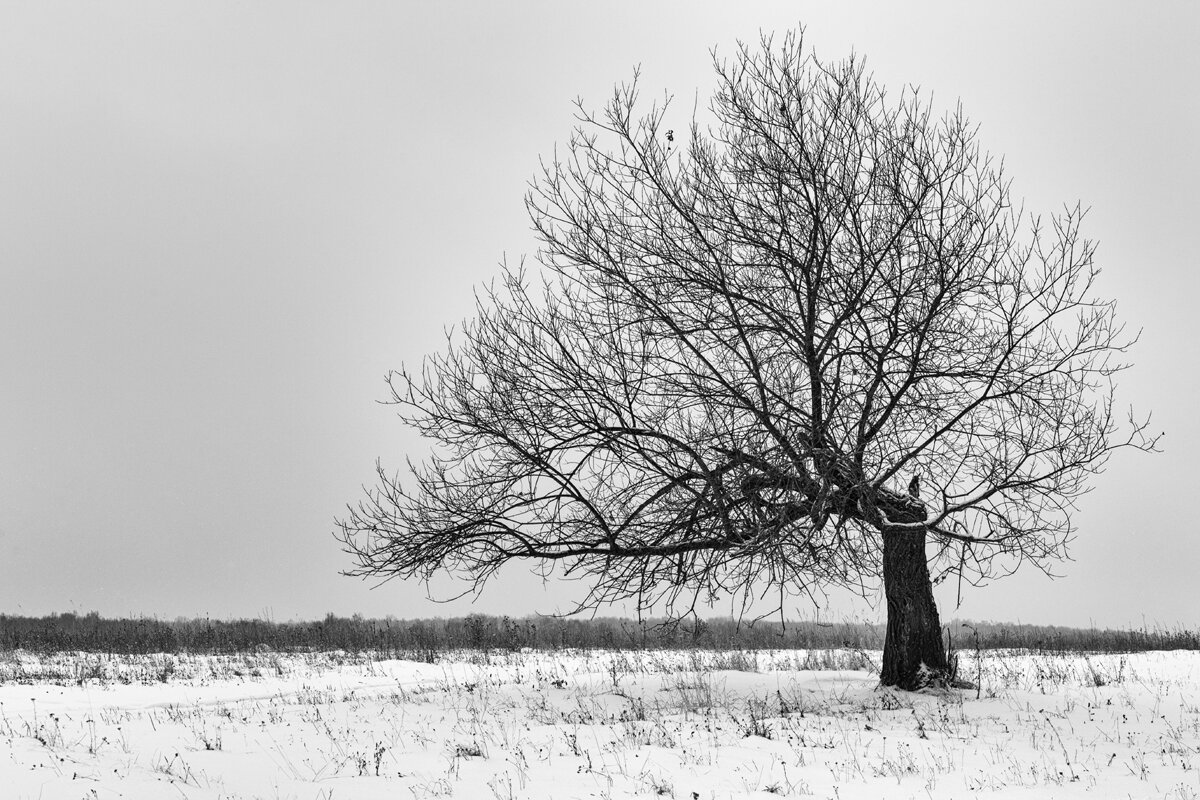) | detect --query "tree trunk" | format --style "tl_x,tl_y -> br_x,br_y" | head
880,527 -> 949,690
